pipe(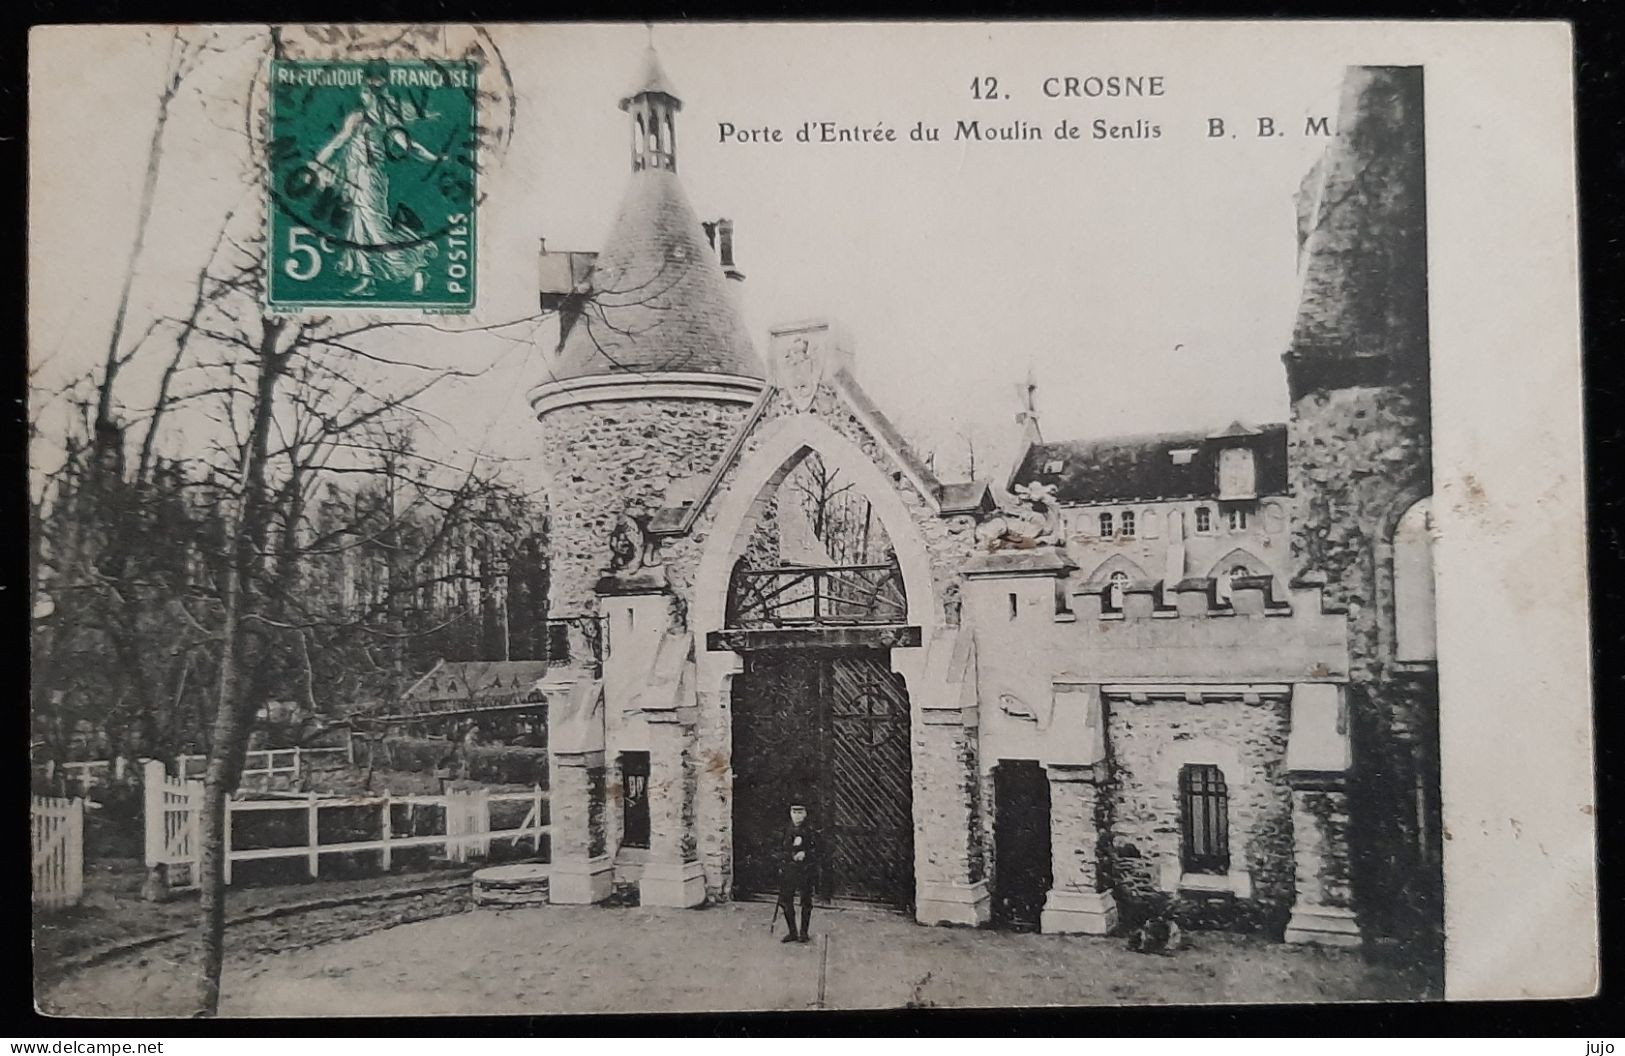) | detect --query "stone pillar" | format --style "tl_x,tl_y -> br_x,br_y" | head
694,669 -> 739,901
640,711 -> 705,907
1041,763 -> 1118,934
914,705 -> 990,926
1284,782 -> 1361,946
549,678 -> 611,904
1283,682 -> 1362,946
549,751 -> 612,903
